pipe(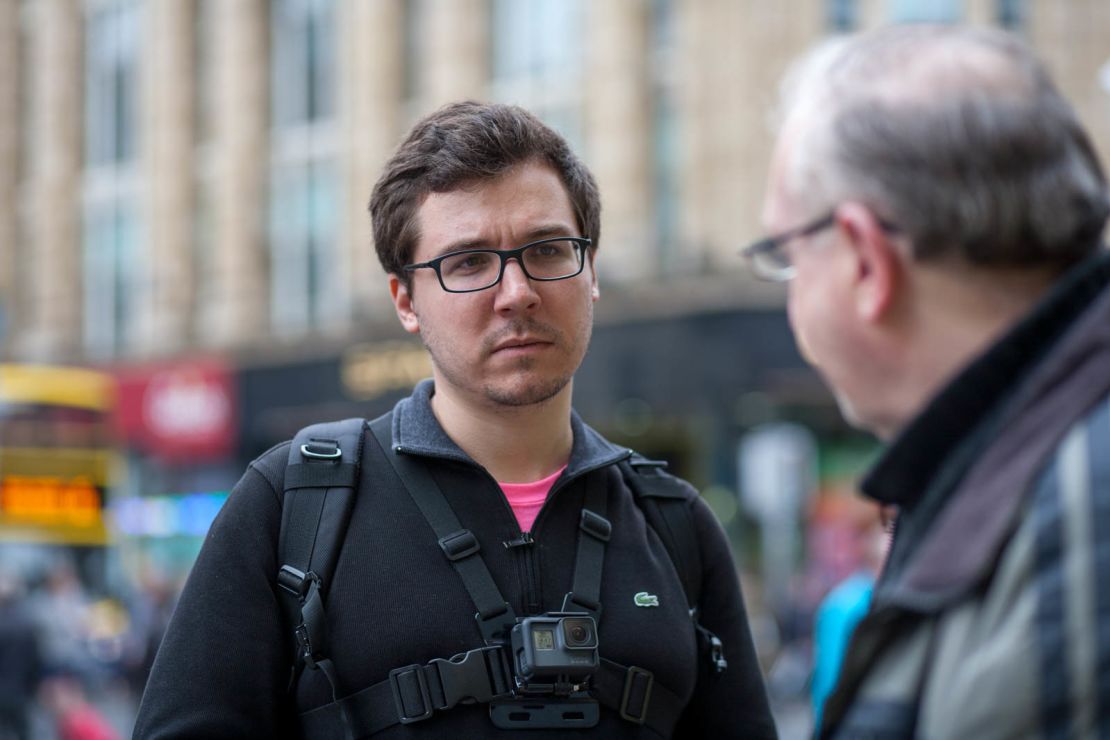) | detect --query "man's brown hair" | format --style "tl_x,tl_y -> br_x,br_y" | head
369,101 -> 601,285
